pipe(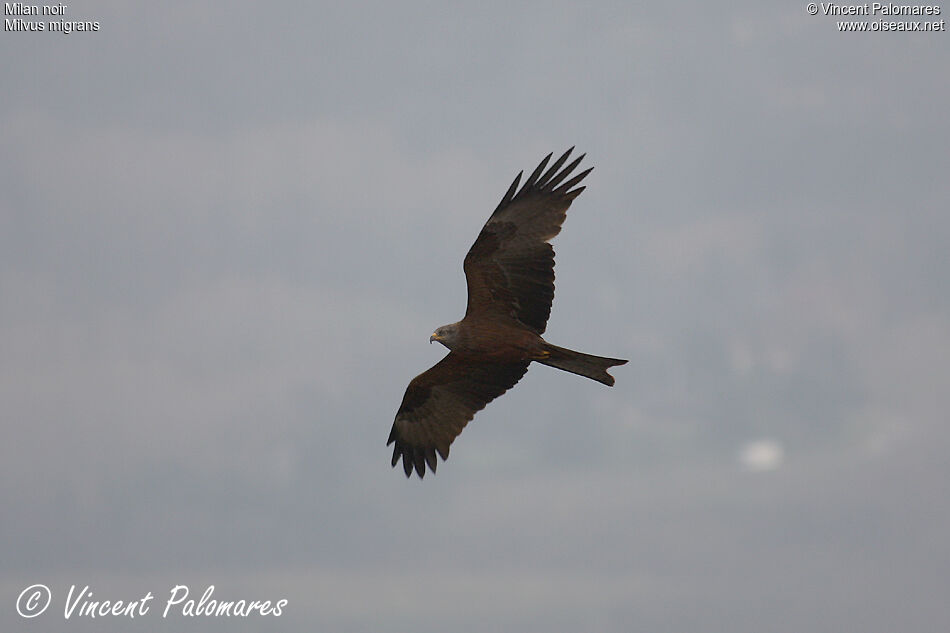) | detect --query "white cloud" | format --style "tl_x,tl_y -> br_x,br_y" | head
738,439 -> 785,472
